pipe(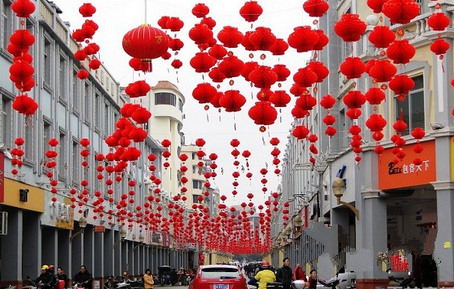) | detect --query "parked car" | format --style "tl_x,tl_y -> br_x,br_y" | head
189,265 -> 248,289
